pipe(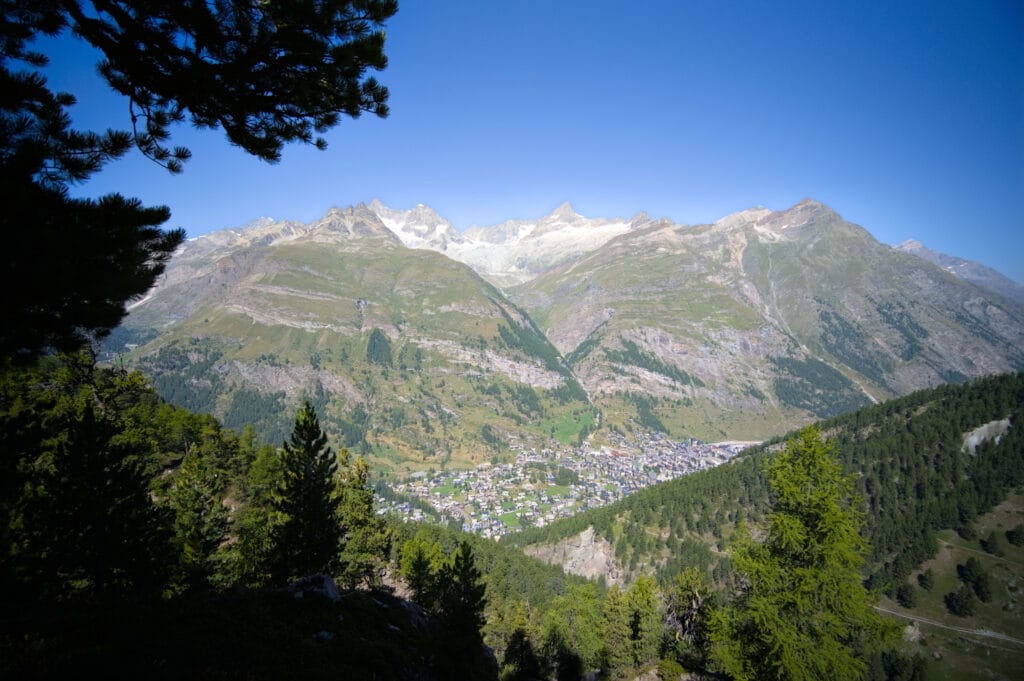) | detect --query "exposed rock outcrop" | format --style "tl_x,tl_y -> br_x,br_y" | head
524,527 -> 624,585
